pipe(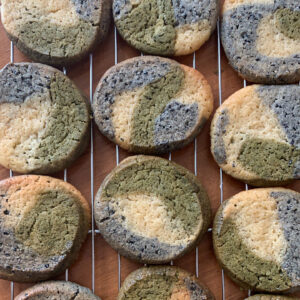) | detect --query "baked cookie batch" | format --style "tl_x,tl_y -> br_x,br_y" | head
0,0 -> 299,299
